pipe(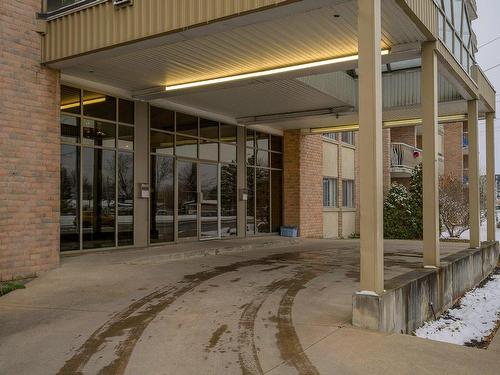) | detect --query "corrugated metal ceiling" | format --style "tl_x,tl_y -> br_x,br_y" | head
62,0 -> 426,92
